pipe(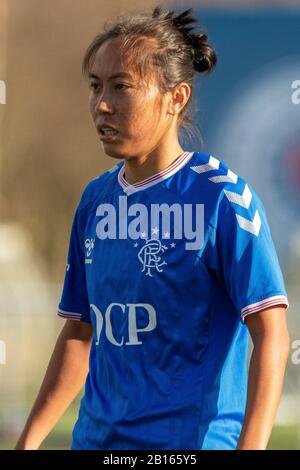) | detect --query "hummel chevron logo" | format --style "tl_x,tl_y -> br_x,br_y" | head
235,210 -> 262,236
190,156 -> 262,237
209,169 -> 238,184
224,184 -> 252,209
190,157 -> 237,183
190,156 -> 220,174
